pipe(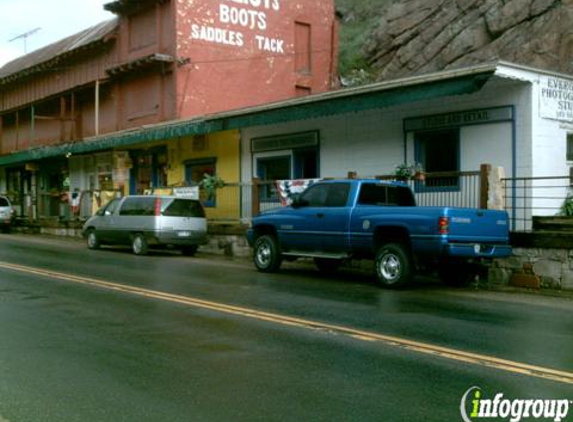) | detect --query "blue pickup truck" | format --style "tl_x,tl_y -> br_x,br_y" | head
247,179 -> 512,287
